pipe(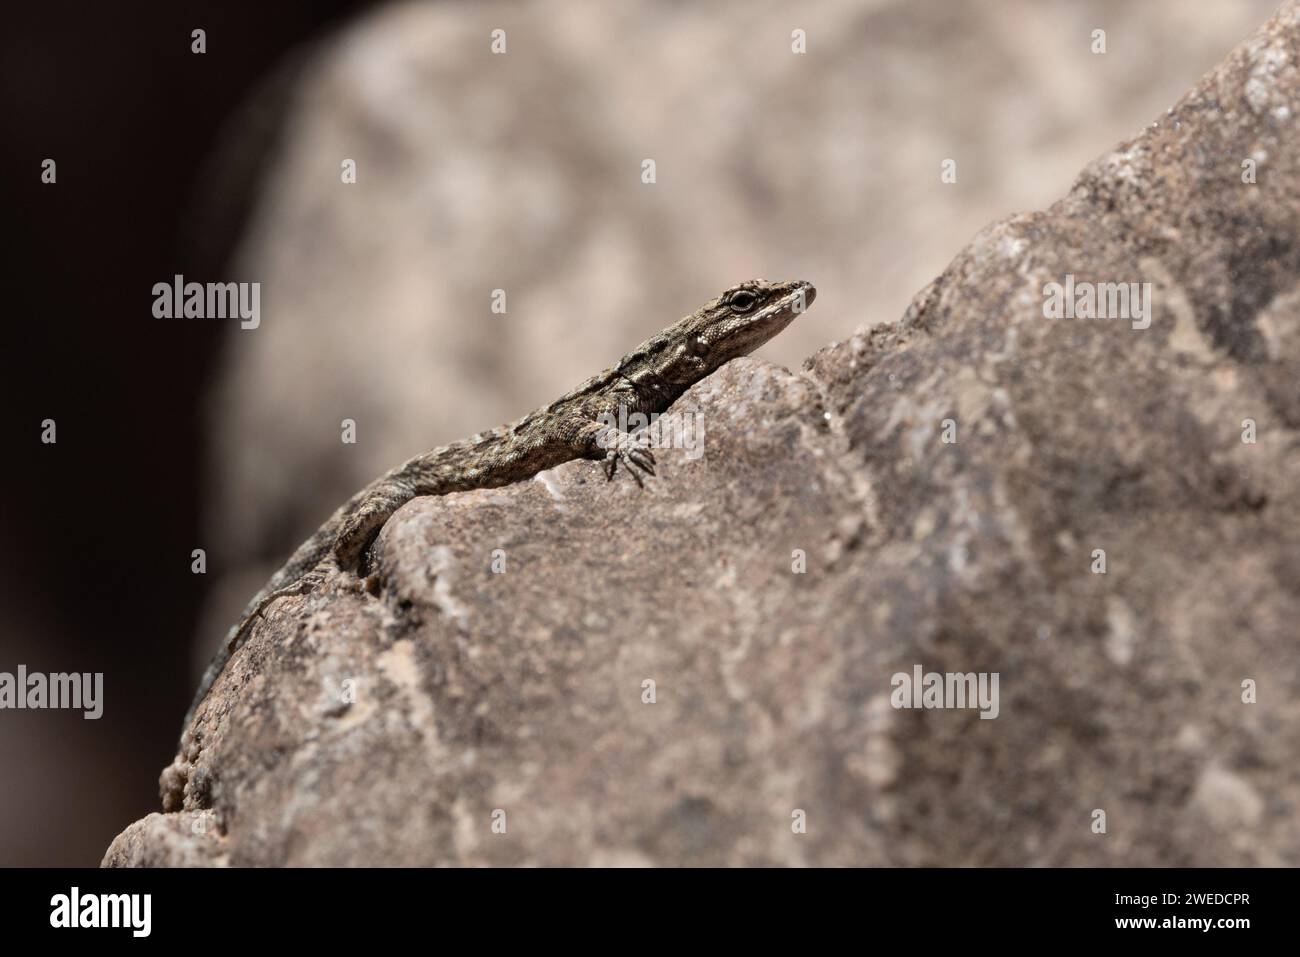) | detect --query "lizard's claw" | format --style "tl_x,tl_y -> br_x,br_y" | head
226,567 -> 329,658
628,446 -> 656,475
602,432 -> 655,487
276,570 -> 326,608
251,569 -> 327,625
